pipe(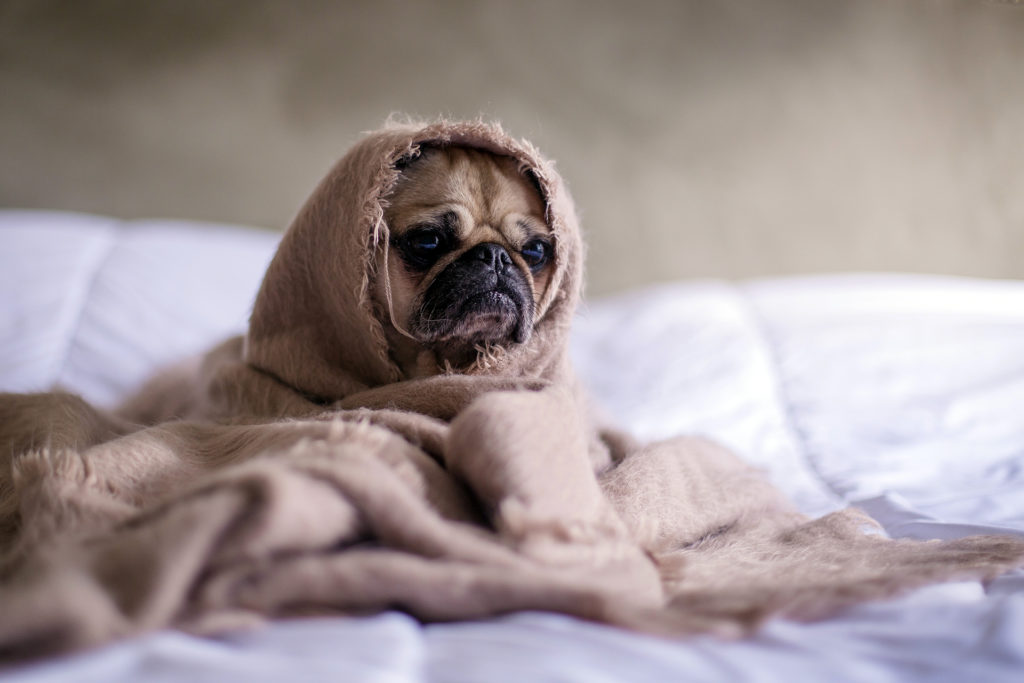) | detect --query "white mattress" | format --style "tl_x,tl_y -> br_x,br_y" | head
3,210 -> 1023,682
